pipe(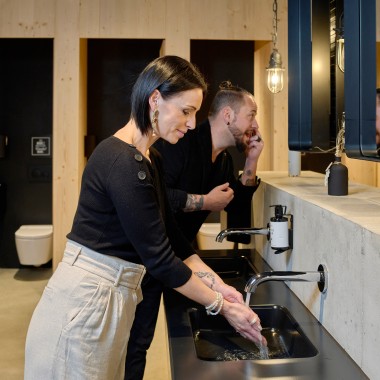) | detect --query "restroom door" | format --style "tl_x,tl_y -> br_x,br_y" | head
0,39 -> 53,268
86,39 -> 163,154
